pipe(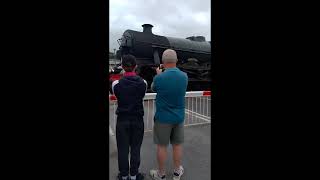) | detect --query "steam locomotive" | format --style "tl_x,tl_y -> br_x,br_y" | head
109,24 -> 212,92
